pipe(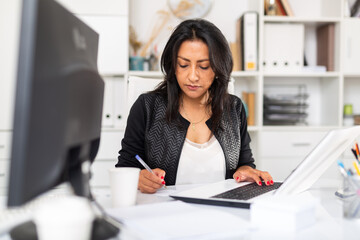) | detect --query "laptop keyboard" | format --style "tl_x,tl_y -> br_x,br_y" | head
211,182 -> 282,201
